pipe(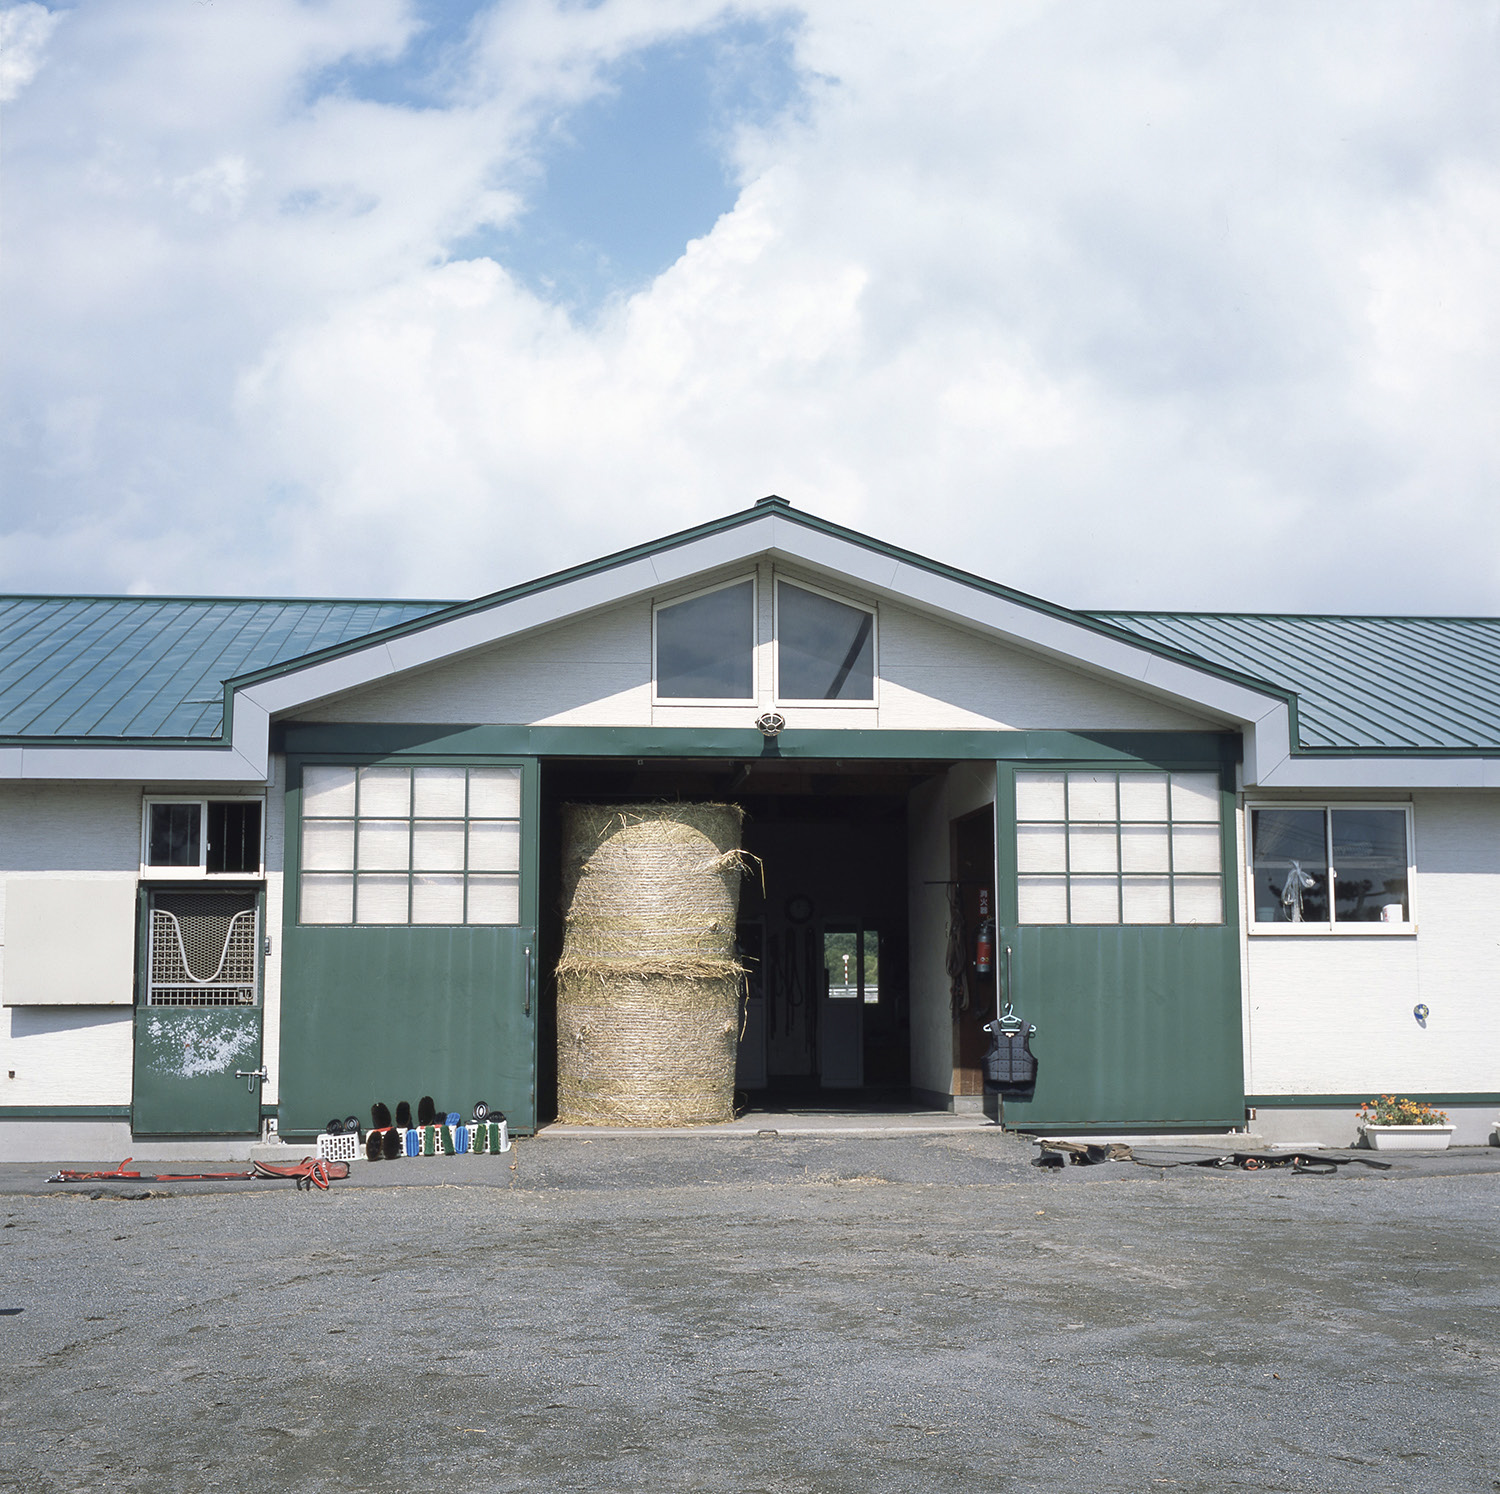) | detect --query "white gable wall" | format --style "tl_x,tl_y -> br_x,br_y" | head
293,560 -> 1220,733
876,603 -> 1217,732
297,597 -> 654,727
